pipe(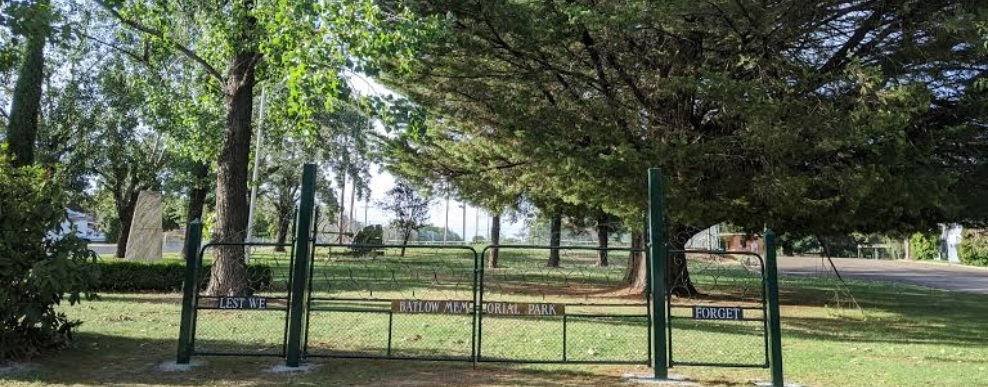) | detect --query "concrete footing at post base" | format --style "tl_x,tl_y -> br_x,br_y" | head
623,373 -> 699,385
752,380 -> 803,387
